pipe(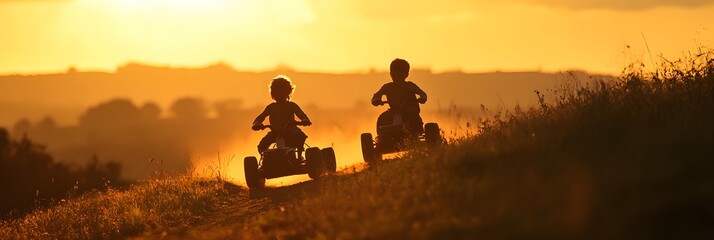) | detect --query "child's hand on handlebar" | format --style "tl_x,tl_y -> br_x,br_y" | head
251,123 -> 264,131
297,120 -> 312,126
371,99 -> 386,106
